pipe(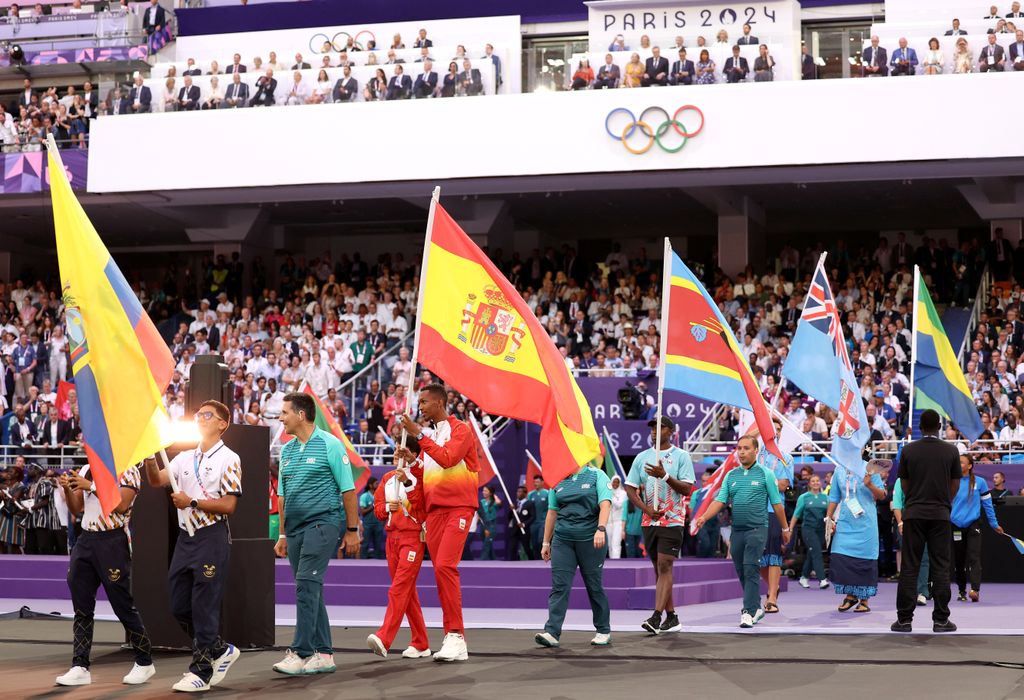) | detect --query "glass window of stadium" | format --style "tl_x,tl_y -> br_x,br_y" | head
802,24 -> 870,79
523,36 -> 589,93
